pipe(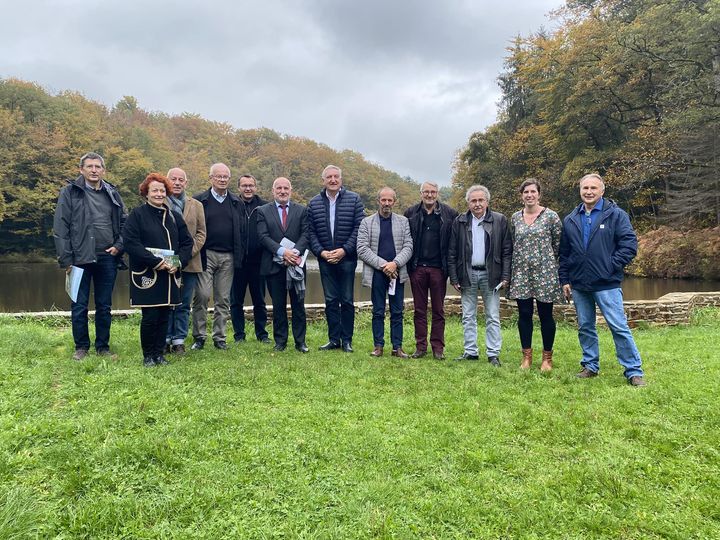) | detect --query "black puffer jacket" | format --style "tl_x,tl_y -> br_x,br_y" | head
307,188 -> 365,260
53,175 -> 127,268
